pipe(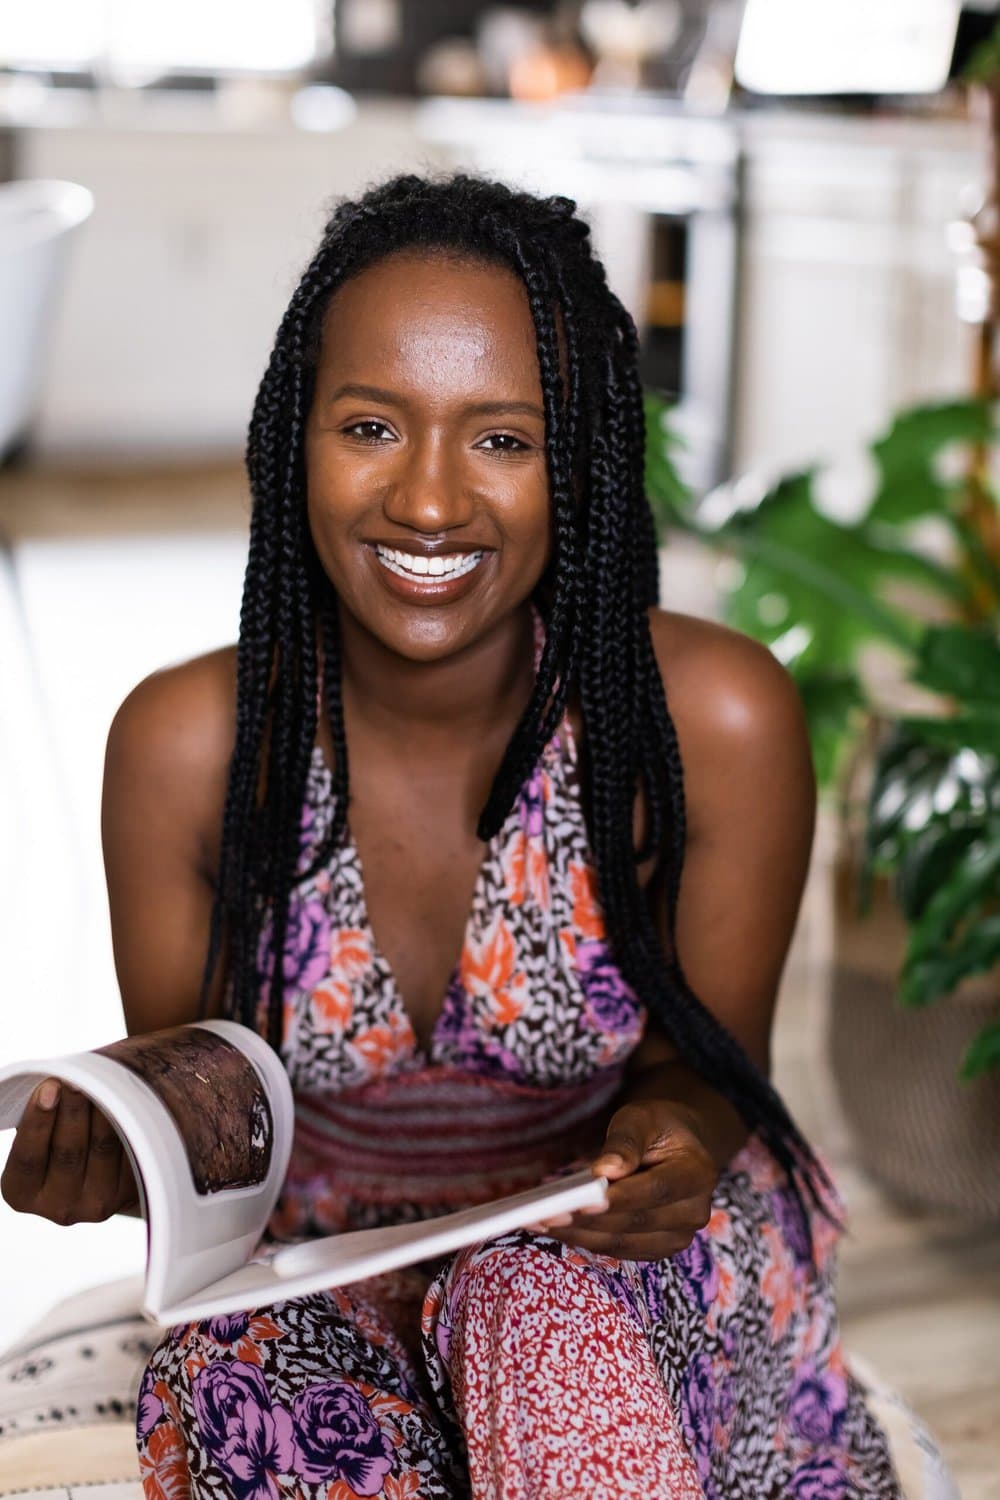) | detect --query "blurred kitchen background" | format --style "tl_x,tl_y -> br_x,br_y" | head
1,2 -> 998,1494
